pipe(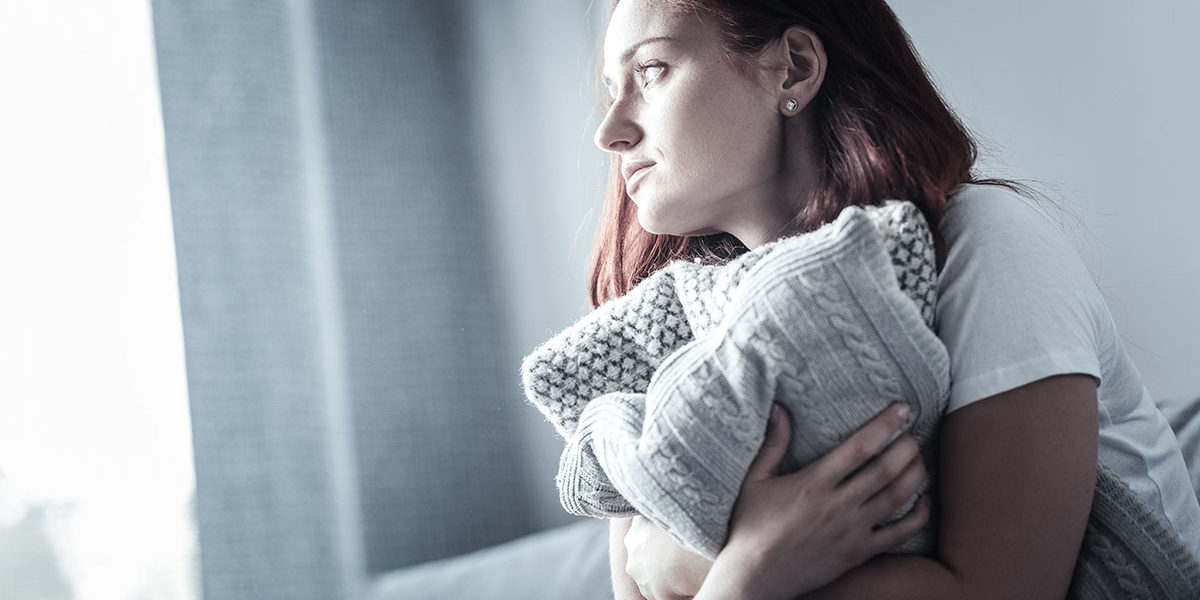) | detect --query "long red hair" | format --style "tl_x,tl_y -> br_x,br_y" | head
588,0 -> 983,307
